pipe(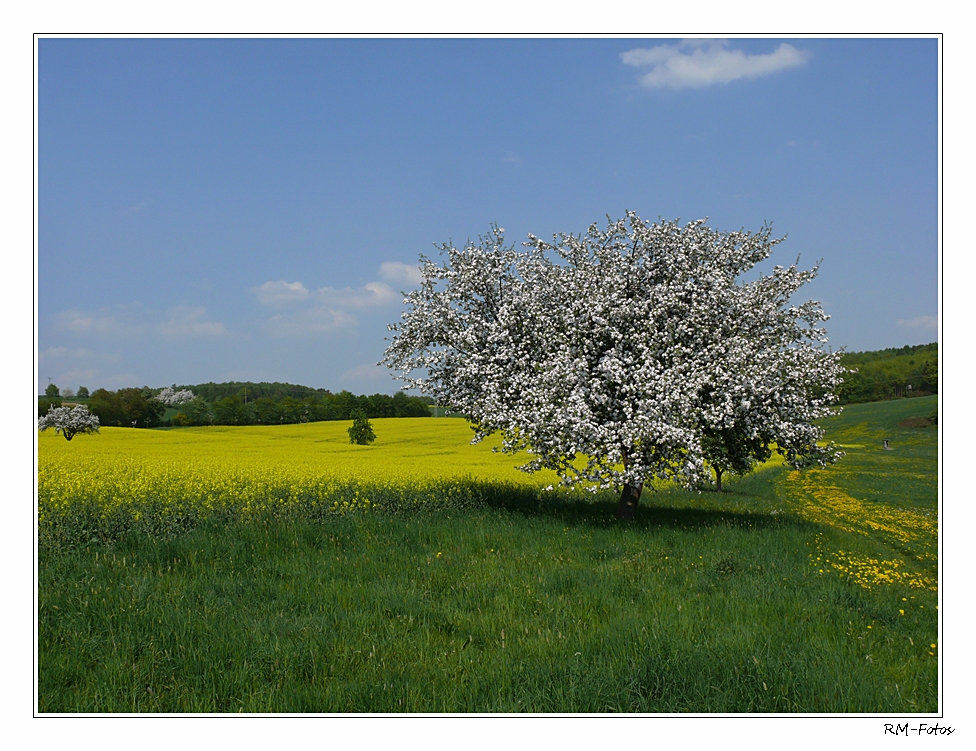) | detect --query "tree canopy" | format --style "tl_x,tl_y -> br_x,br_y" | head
837,343 -> 937,403
88,388 -> 165,428
38,404 -> 100,441
383,212 -> 843,518
348,410 -> 377,445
